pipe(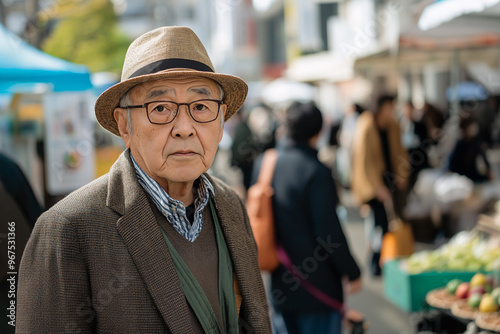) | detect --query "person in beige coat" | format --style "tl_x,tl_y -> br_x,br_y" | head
16,26 -> 271,333
351,95 -> 408,276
